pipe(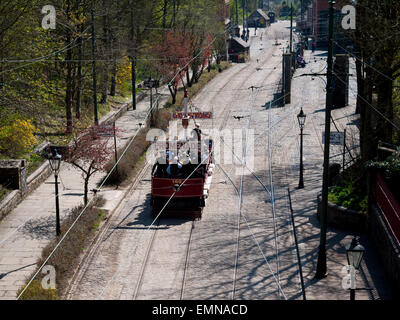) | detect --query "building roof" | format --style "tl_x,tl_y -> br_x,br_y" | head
248,9 -> 270,22
256,9 -> 269,21
231,36 -> 250,48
